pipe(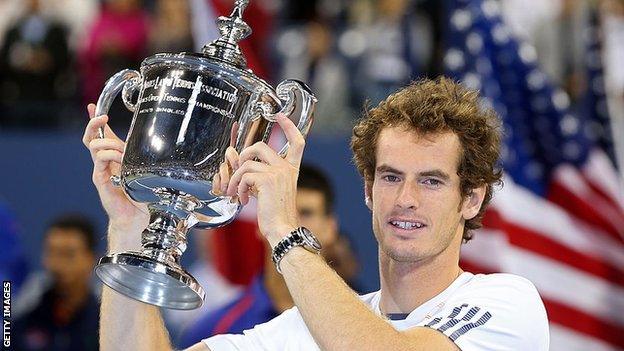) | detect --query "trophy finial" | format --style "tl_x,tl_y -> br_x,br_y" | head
202,0 -> 252,68
235,0 -> 249,12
